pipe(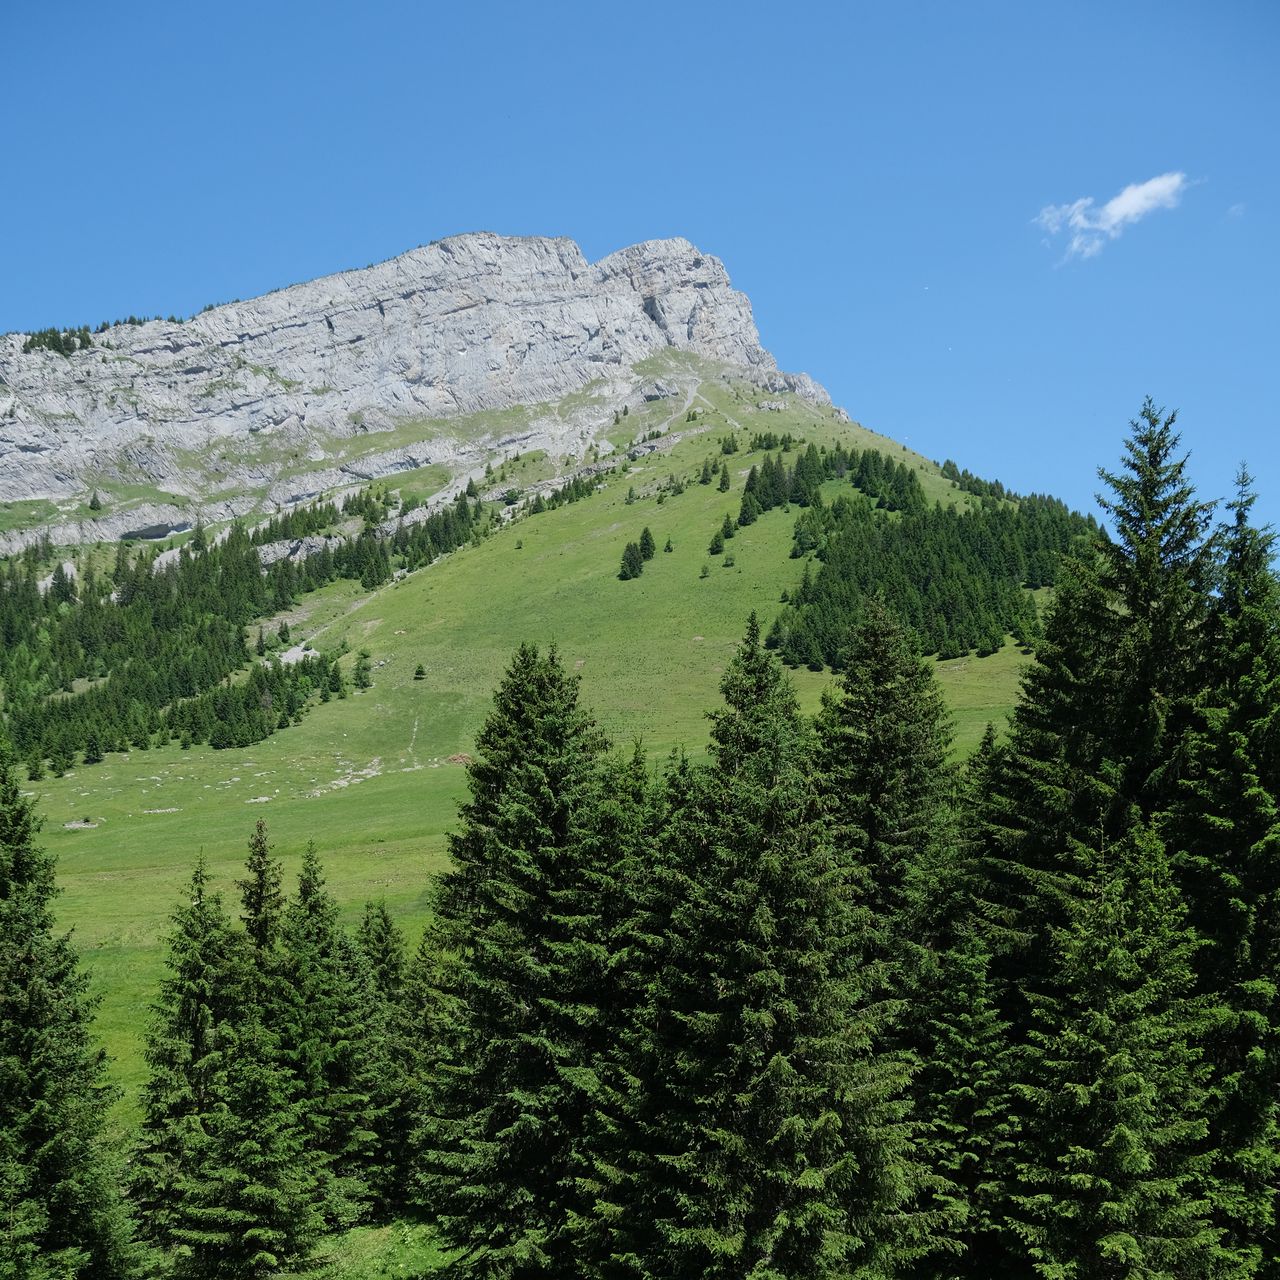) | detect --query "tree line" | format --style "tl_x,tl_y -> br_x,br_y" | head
0,491 -> 491,775
3,399 -> 1278,1276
